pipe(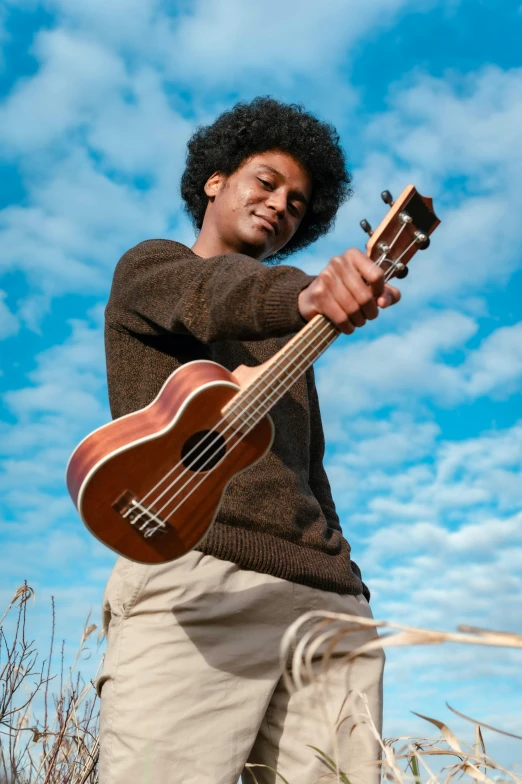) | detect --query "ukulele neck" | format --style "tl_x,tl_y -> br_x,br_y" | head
224,315 -> 340,429
222,184 -> 440,432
